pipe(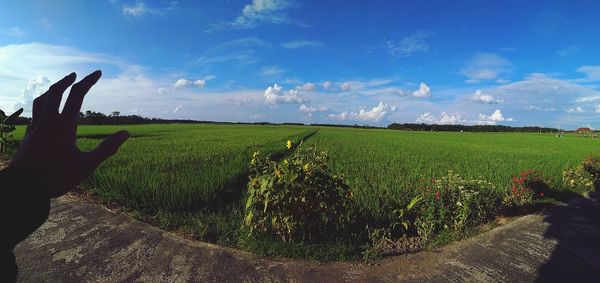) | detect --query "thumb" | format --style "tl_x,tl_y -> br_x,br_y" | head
86,130 -> 129,167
